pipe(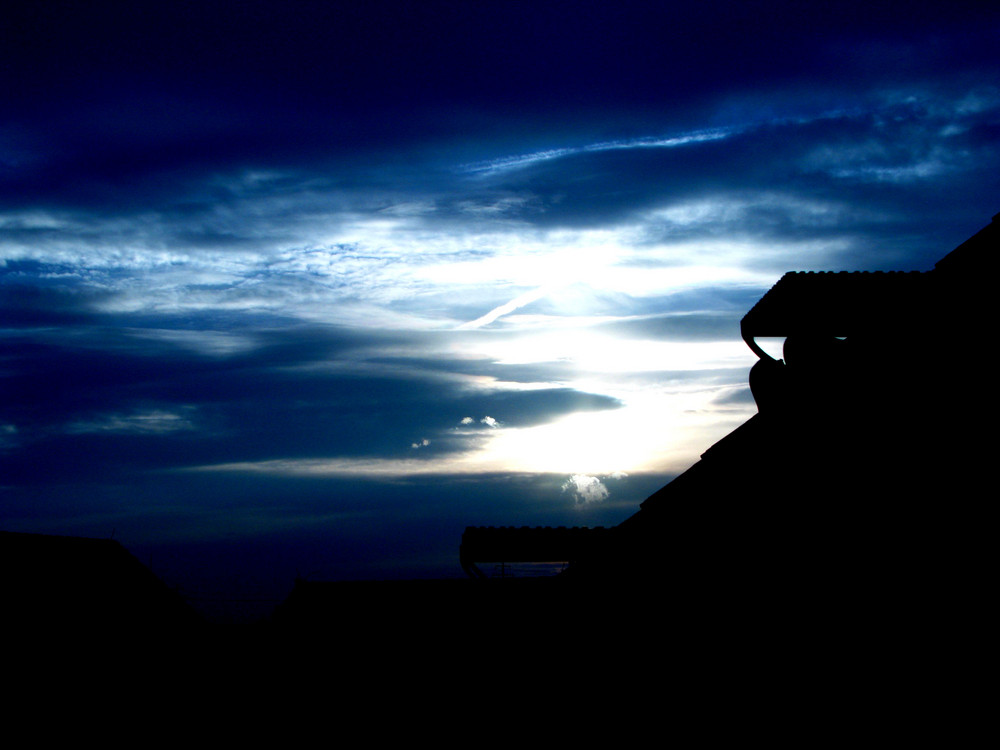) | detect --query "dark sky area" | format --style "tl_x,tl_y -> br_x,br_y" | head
2,1 -> 998,620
